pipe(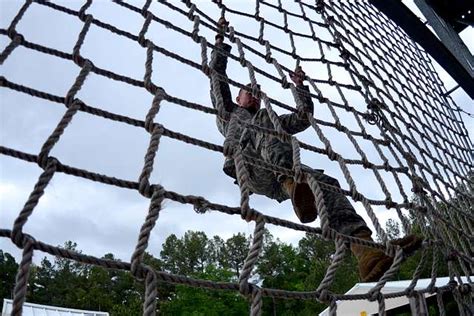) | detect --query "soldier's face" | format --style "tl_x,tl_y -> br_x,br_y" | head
236,89 -> 261,110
